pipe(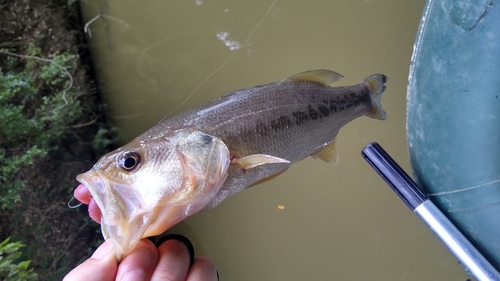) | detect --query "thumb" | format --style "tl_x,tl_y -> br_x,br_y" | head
63,240 -> 118,281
